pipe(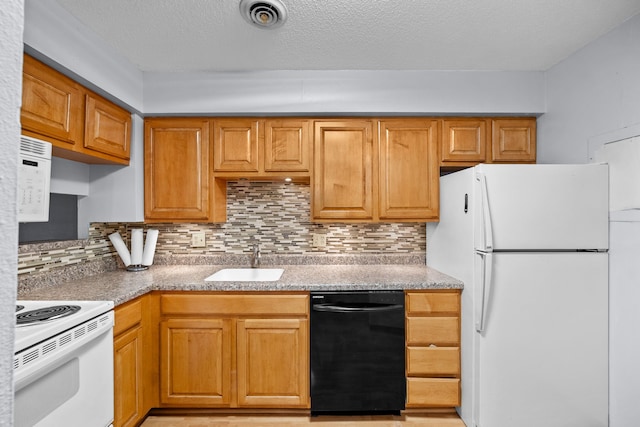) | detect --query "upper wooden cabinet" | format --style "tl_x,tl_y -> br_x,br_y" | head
21,54 -> 131,165
142,116 -> 534,224
441,118 -> 488,164
441,117 -> 536,167
491,118 -> 536,162
264,119 -> 311,173
378,119 -> 439,221
21,54 -> 83,147
213,119 -> 260,173
313,118 -> 440,222
313,120 -> 374,221
144,118 -> 226,223
213,118 -> 311,178
84,92 -> 131,160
